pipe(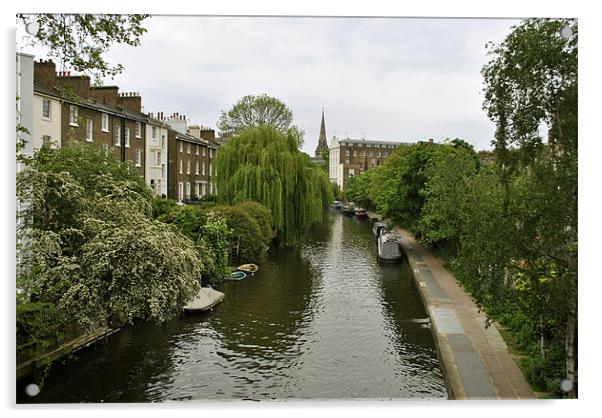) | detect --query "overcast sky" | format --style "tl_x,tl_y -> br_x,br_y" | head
19,16 -> 521,153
